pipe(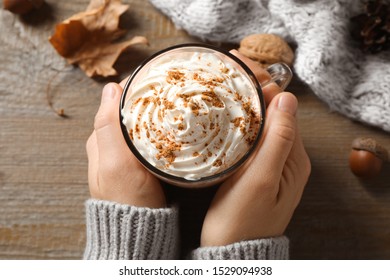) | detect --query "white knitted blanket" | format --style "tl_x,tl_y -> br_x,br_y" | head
150,0 -> 390,132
